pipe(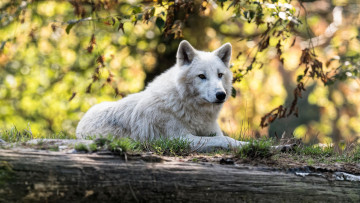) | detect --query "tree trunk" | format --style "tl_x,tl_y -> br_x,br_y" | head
0,149 -> 359,202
